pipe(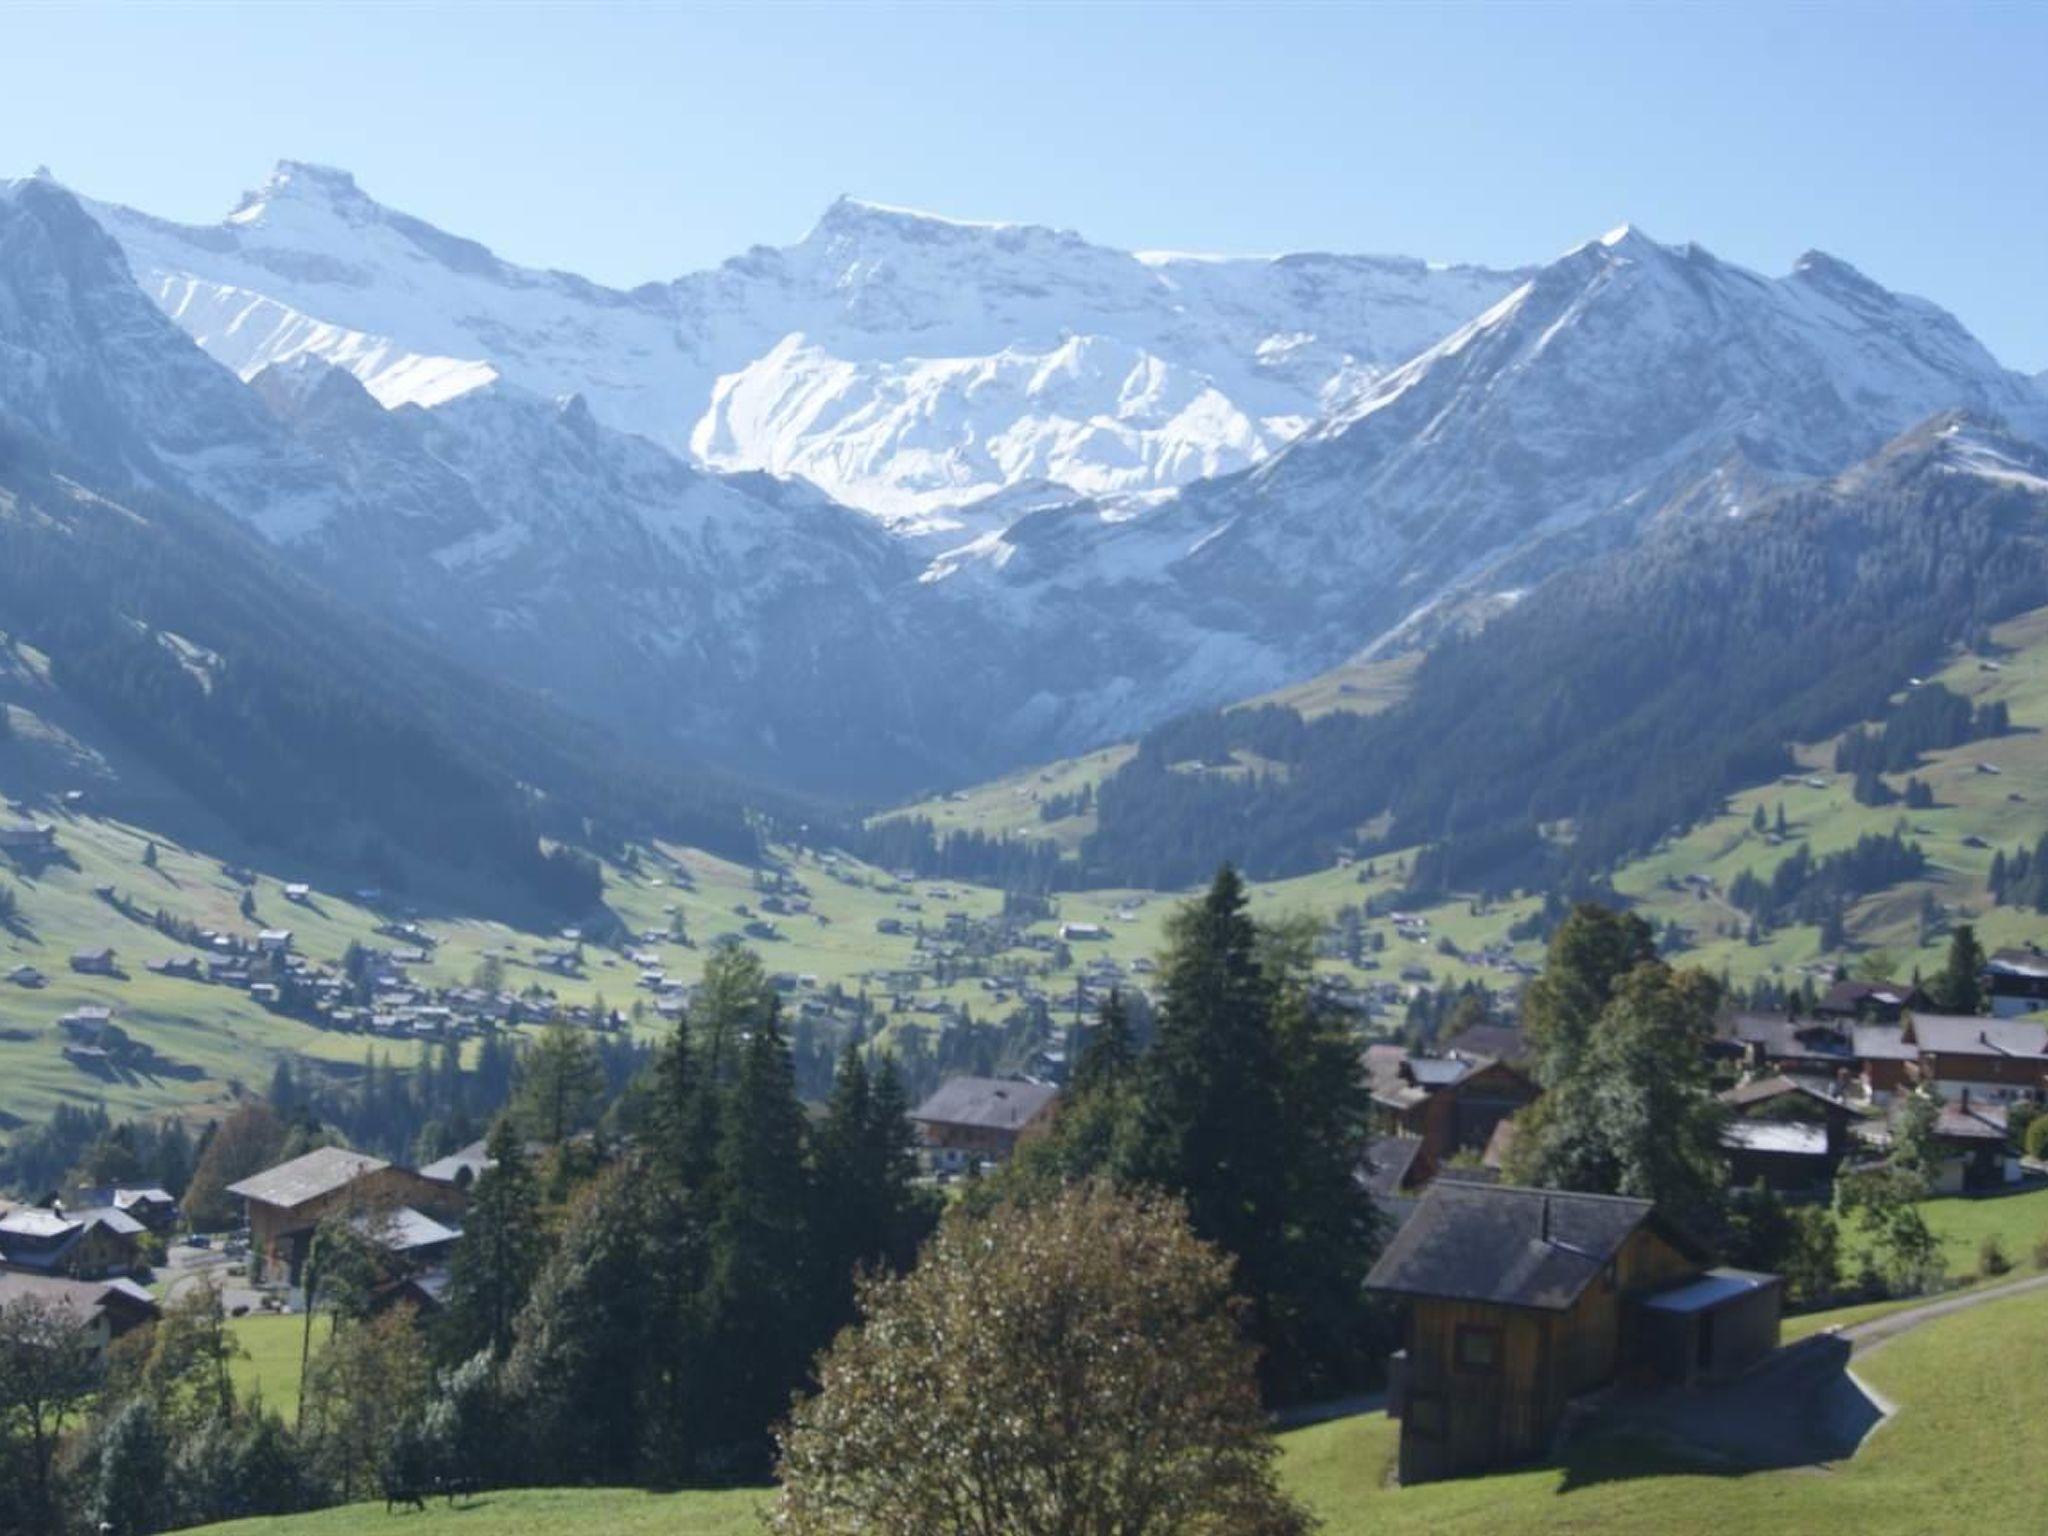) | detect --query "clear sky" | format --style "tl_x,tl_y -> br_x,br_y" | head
5,0 -> 2045,370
